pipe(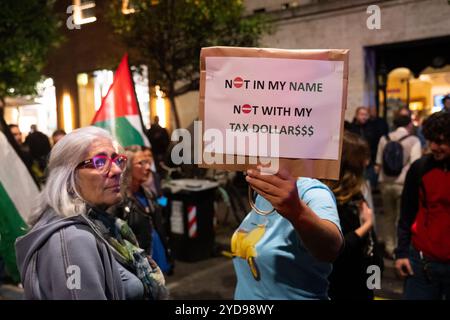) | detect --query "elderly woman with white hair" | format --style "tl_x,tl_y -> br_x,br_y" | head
15,126 -> 168,300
